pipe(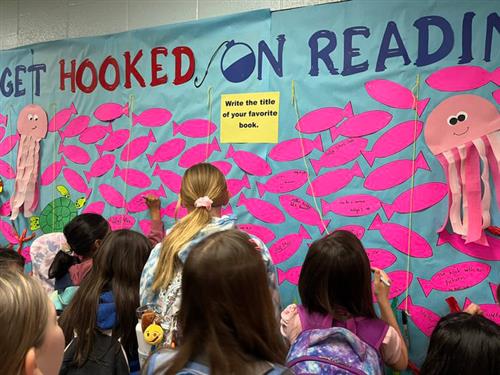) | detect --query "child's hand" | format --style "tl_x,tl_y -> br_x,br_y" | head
464,303 -> 483,315
373,268 -> 391,303
144,194 -> 161,220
